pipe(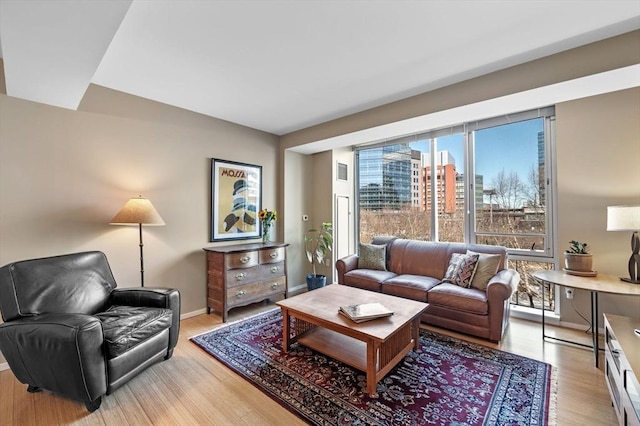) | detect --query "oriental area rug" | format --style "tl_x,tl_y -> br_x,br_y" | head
191,309 -> 556,426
